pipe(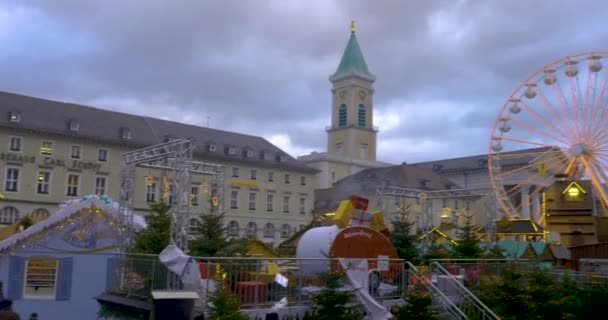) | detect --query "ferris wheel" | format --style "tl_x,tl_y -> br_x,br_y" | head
489,51 -> 608,223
